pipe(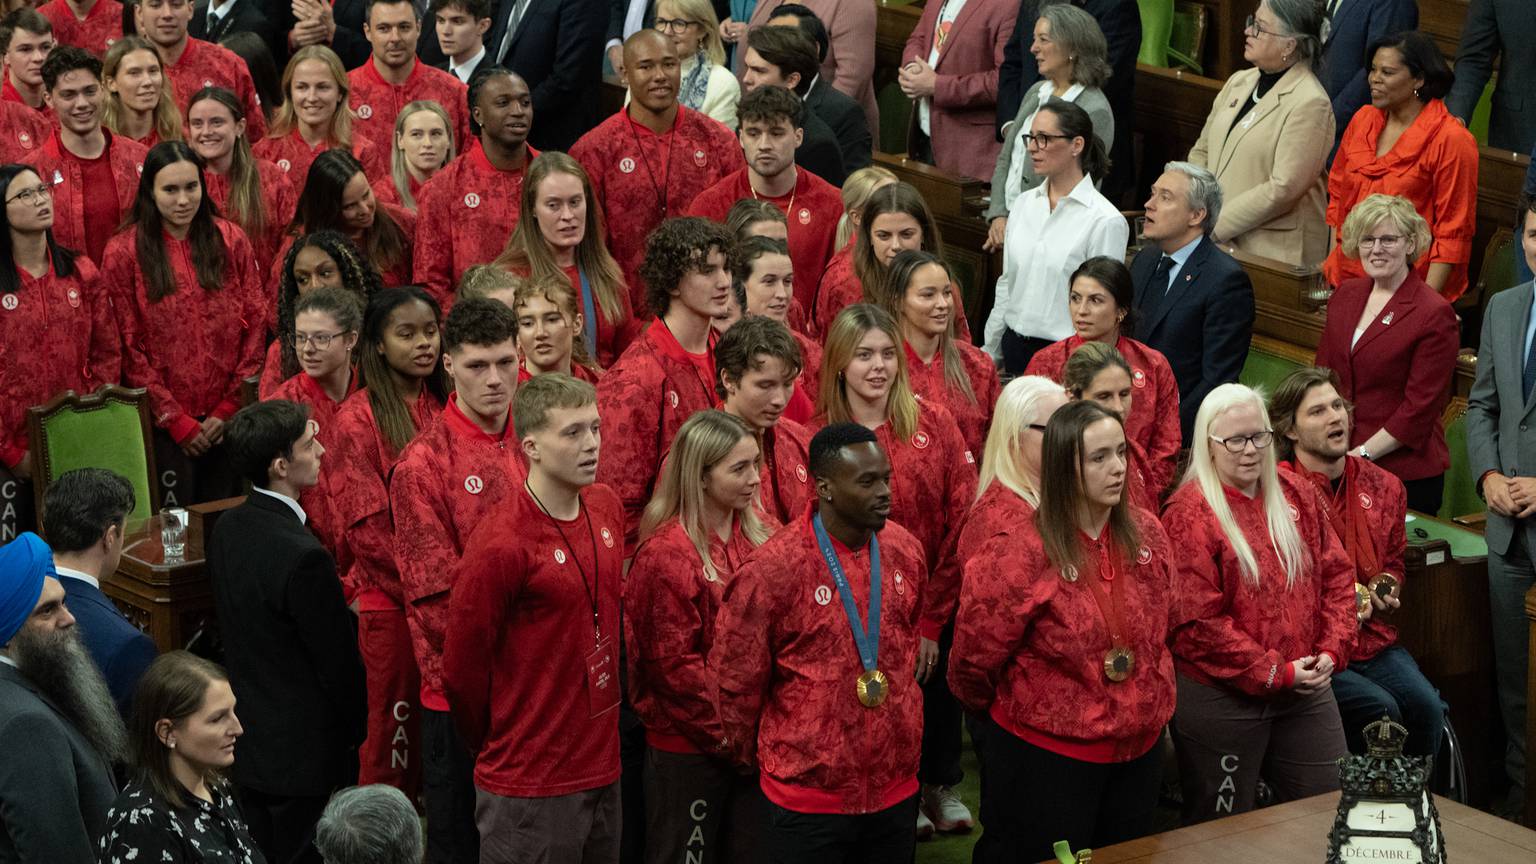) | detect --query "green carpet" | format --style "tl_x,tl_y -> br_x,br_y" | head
916,731 -> 983,863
